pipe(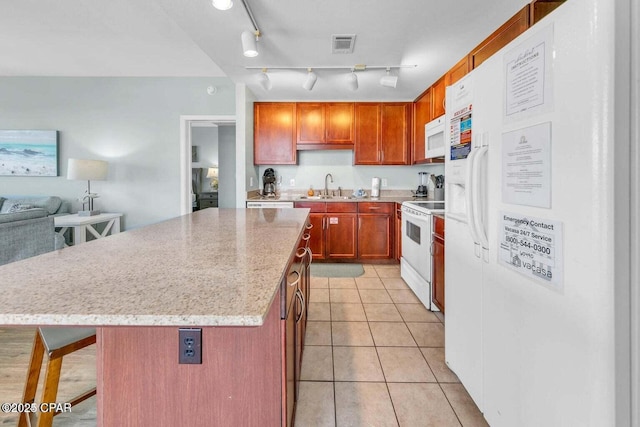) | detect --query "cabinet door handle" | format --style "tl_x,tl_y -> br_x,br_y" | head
430,242 -> 434,256
295,290 -> 305,323
358,217 -> 362,230
368,206 -> 381,210
443,97 -> 446,111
